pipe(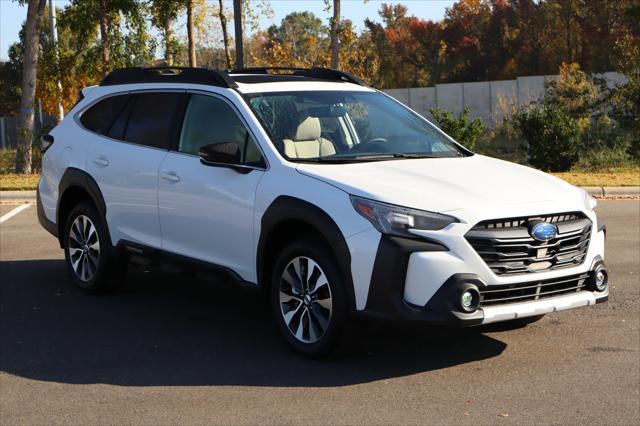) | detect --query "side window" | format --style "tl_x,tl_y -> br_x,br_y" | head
124,92 -> 189,150
80,94 -> 130,135
179,94 -> 264,166
107,95 -> 136,140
